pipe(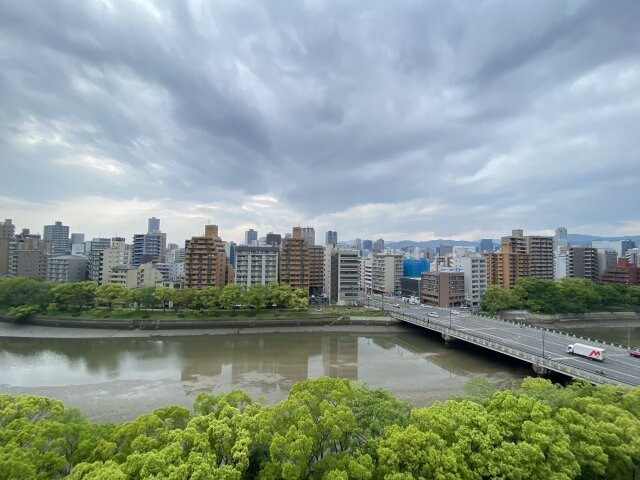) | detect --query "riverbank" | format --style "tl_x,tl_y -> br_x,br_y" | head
0,315 -> 405,338
498,310 -> 640,328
